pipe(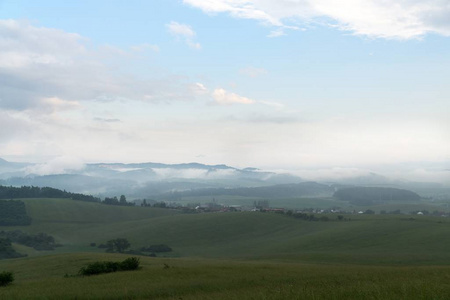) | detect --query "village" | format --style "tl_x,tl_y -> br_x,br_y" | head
134,198 -> 449,217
